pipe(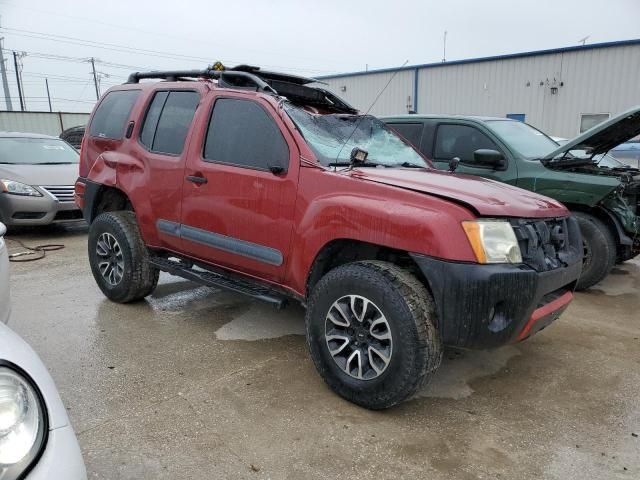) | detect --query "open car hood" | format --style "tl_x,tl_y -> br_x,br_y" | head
352,168 -> 567,218
542,105 -> 640,161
